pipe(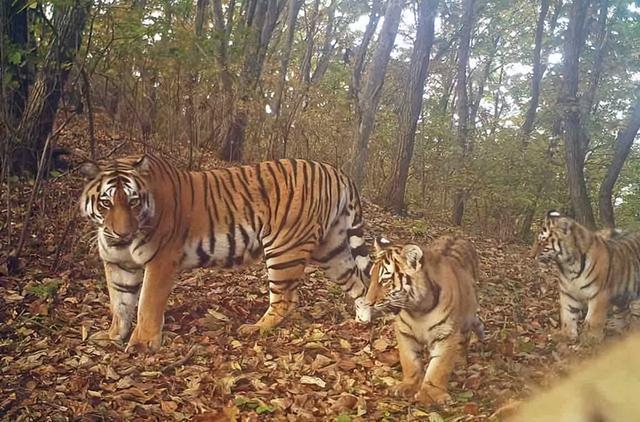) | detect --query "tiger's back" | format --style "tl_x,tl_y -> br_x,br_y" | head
80,154 -> 372,351
422,236 -> 483,340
